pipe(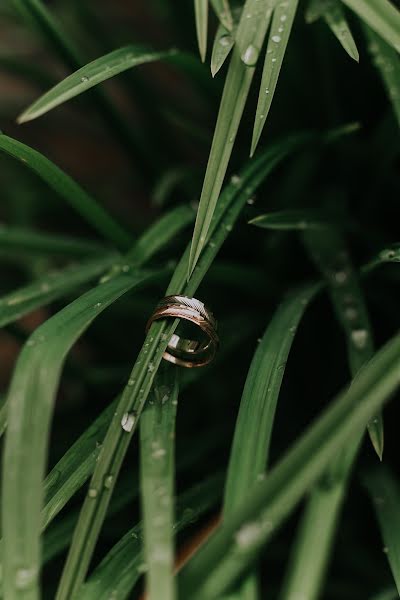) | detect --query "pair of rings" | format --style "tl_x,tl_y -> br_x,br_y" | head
146,295 -> 218,368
